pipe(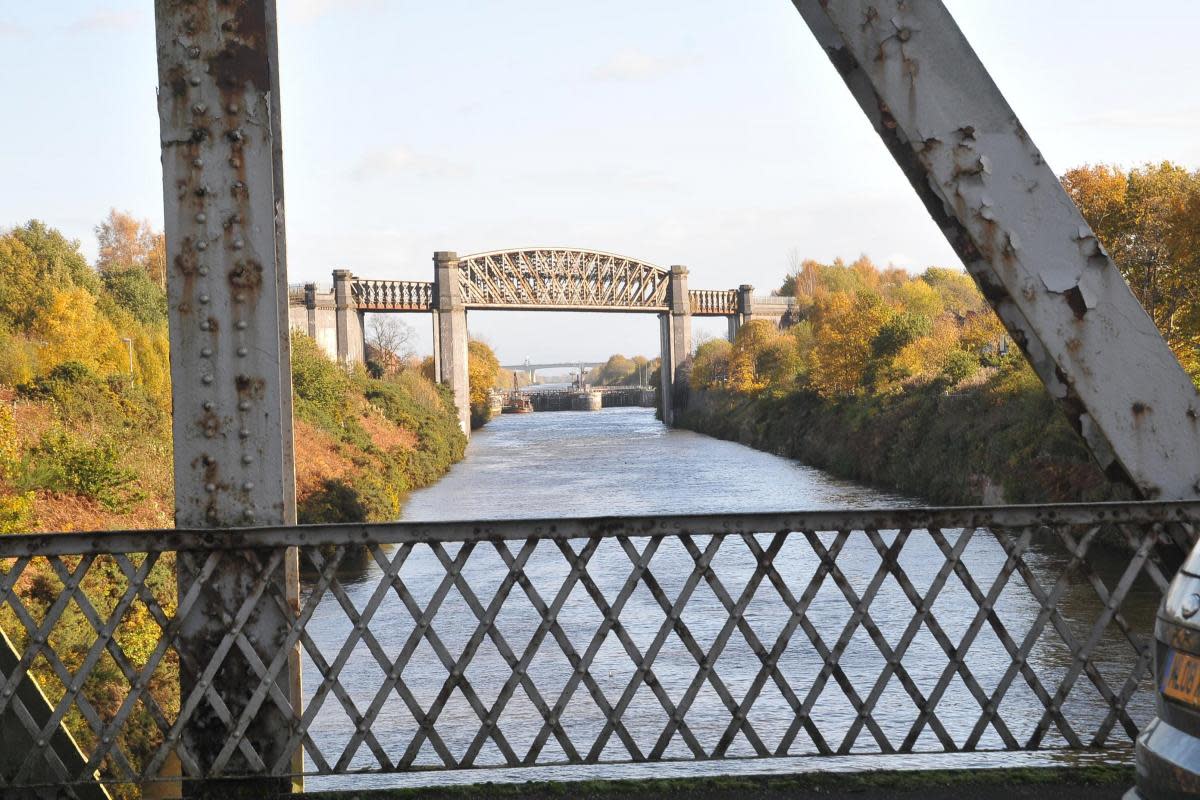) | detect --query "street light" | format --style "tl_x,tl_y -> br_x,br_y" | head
120,337 -> 134,380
